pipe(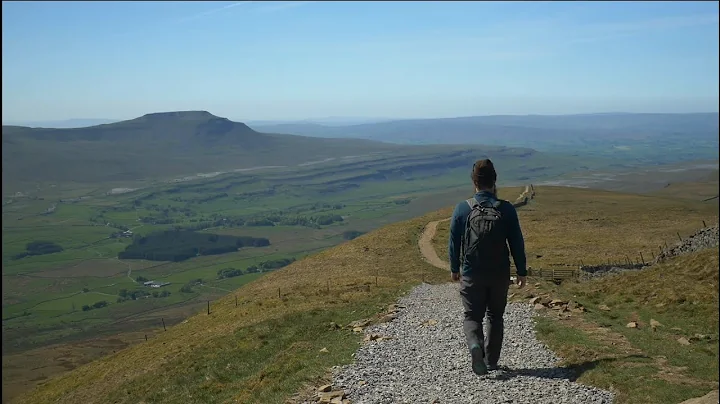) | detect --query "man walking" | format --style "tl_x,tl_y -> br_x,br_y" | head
448,159 -> 527,375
